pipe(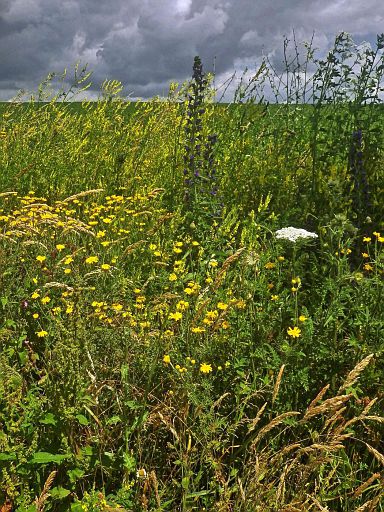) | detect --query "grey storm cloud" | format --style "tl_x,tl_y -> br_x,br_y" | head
0,0 -> 383,100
